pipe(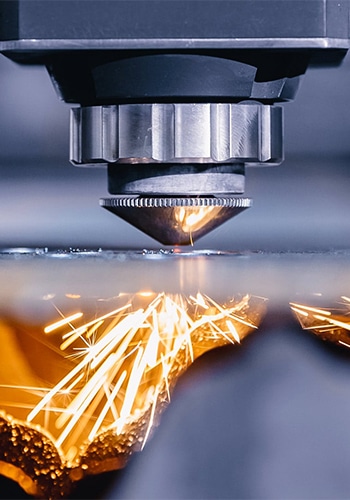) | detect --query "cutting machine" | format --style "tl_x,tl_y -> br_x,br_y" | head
0,0 -> 349,245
